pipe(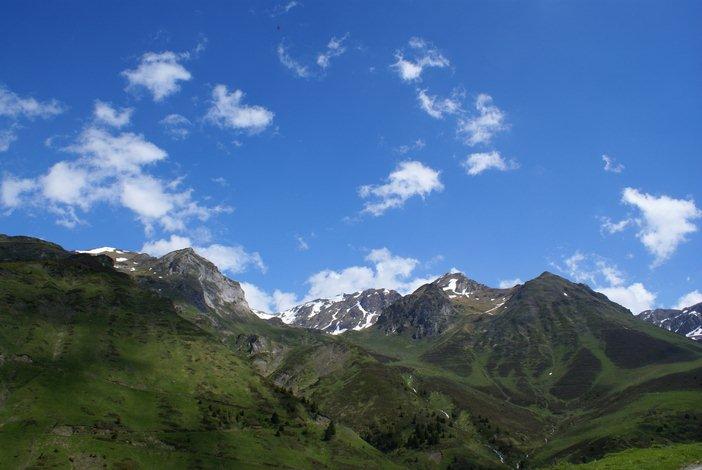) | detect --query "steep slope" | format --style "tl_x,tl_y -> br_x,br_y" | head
639,303 -> 702,341
78,246 -> 256,327
0,236 -> 397,468
279,288 -> 401,334
374,283 -> 459,339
